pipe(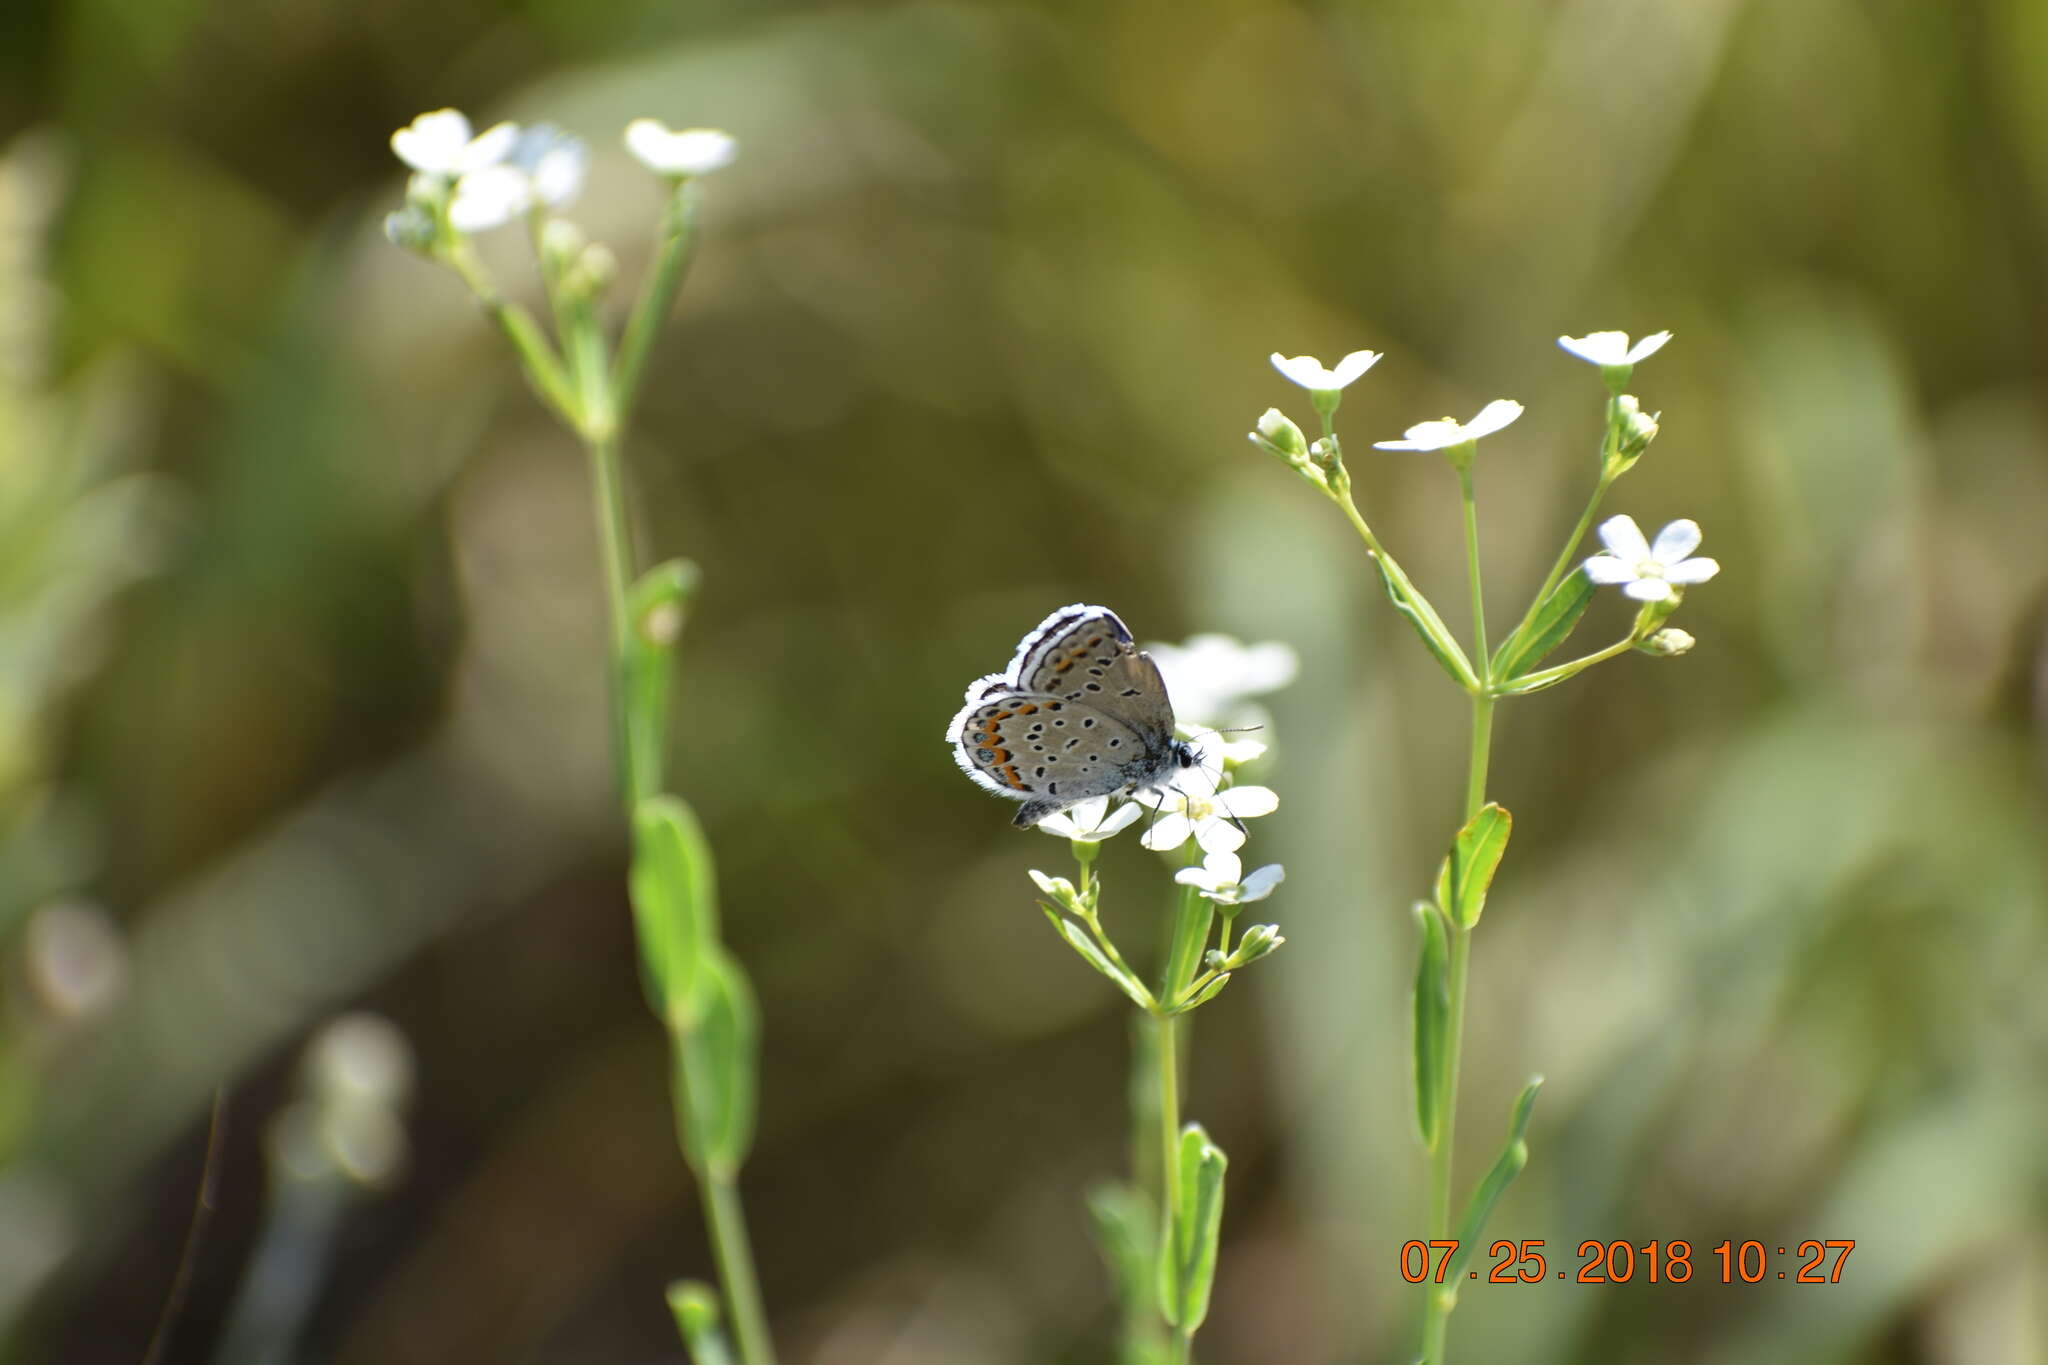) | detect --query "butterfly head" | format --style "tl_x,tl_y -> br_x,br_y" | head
1173,738 -> 1201,771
